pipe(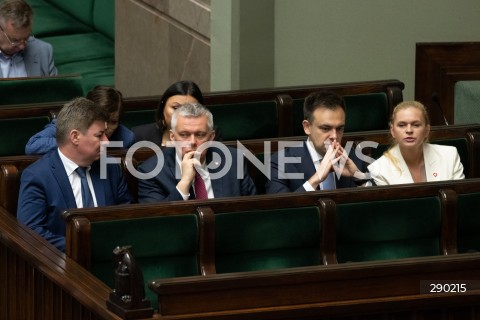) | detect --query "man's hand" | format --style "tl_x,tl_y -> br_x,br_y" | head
307,142 -> 340,189
177,150 -> 201,195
